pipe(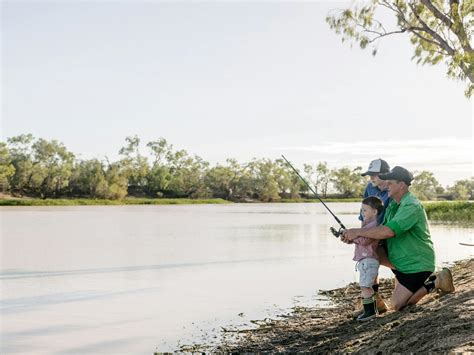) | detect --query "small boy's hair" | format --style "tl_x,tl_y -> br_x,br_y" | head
362,196 -> 384,215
